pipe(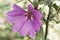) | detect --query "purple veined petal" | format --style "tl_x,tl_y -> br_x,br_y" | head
29,28 -> 35,39
28,4 -> 34,13
13,4 -> 26,12
7,4 -> 26,17
7,7 -> 26,17
7,14 -> 26,23
7,10 -> 25,17
33,10 -> 43,19
31,18 -> 42,32
12,16 -> 26,32
7,15 -> 15,23
19,20 -> 33,36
